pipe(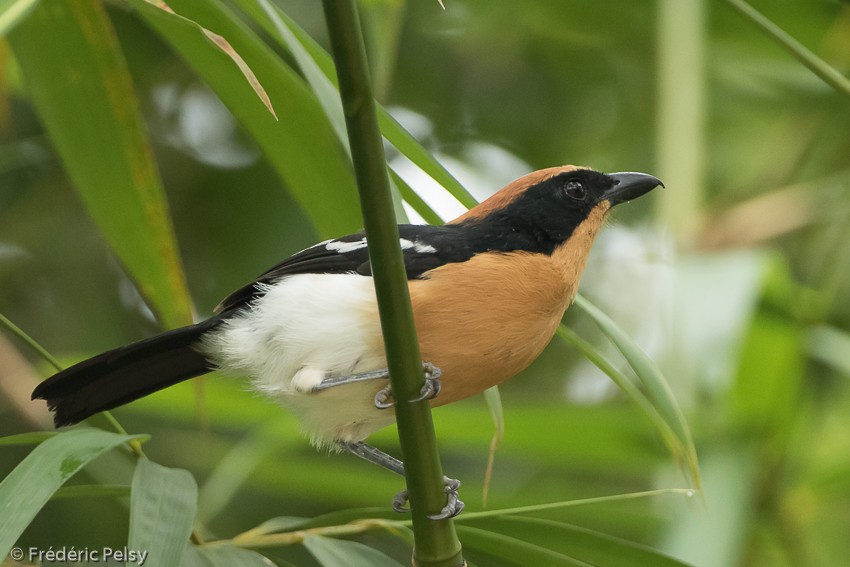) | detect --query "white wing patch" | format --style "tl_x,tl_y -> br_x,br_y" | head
326,236 -> 436,255
293,239 -> 332,256
400,238 -> 437,254
326,237 -> 368,253
414,241 -> 437,253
